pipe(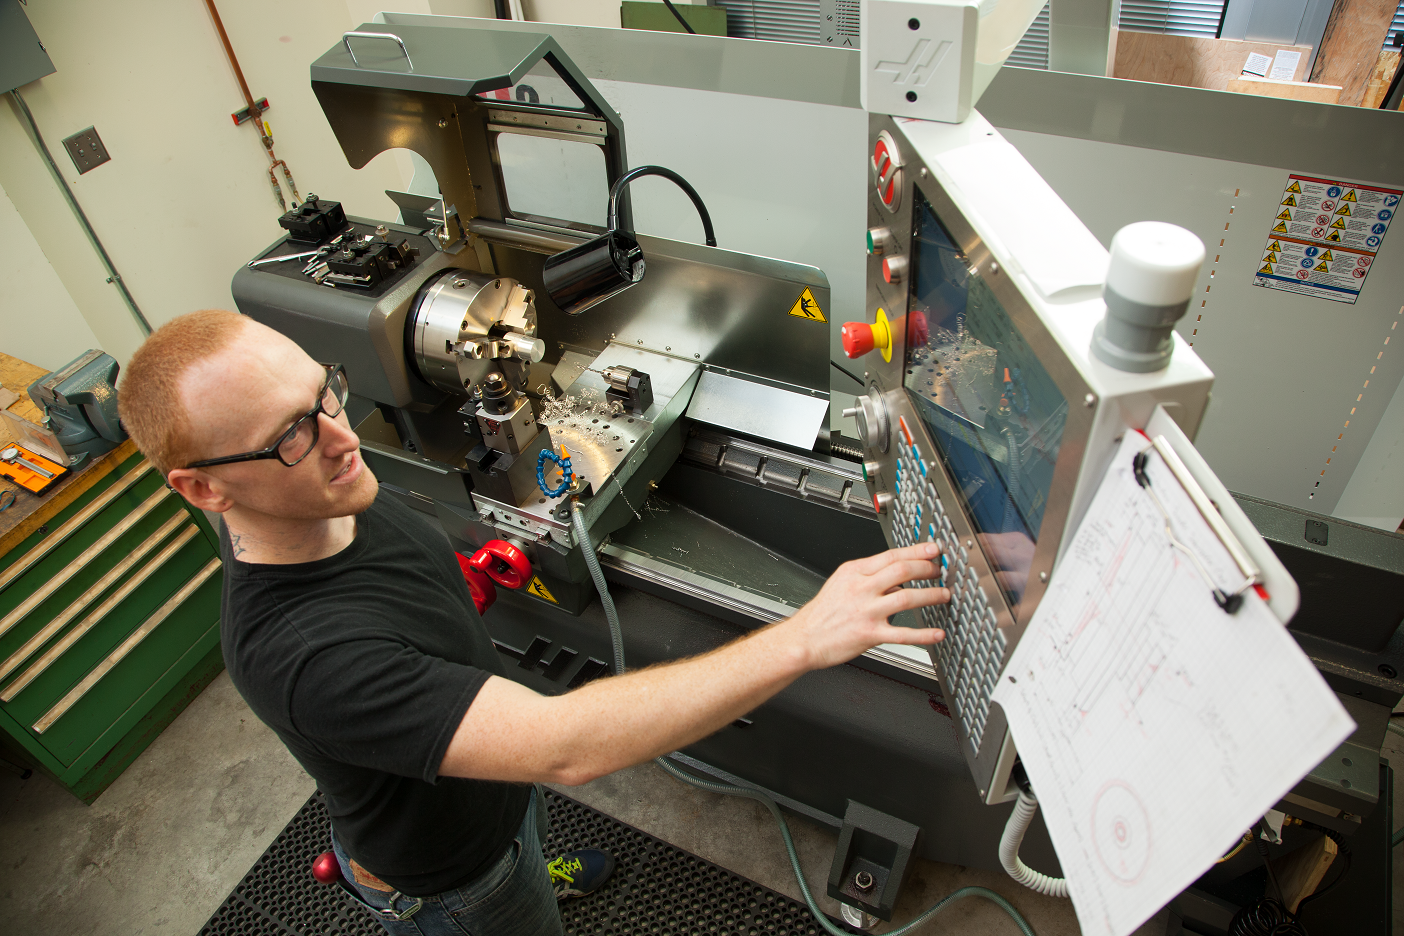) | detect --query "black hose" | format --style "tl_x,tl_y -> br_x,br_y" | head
606,166 -> 717,247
